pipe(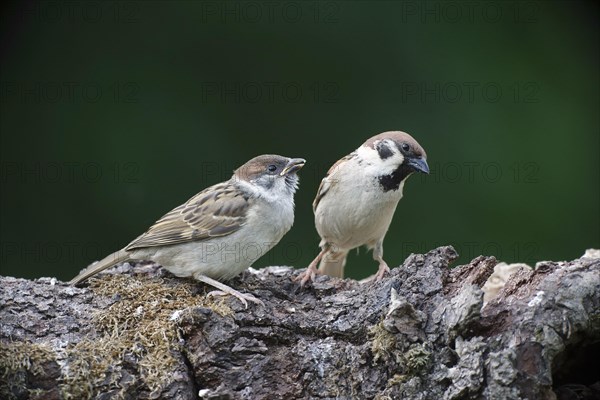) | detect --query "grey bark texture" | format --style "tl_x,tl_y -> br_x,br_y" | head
1,246 -> 599,400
